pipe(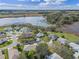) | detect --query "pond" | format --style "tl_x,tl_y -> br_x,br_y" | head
0,16 -> 48,27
